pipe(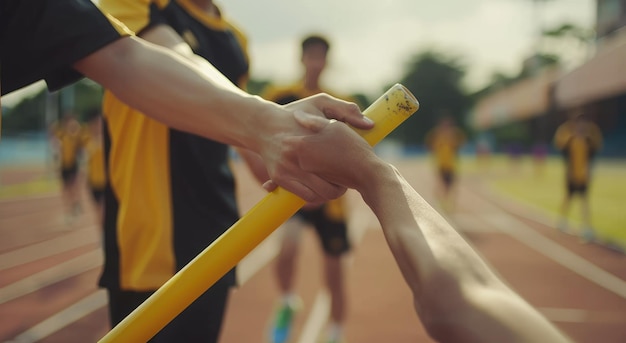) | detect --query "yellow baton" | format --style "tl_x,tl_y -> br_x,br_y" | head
99,83 -> 419,343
